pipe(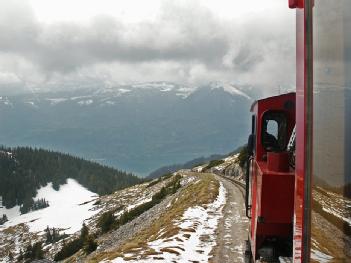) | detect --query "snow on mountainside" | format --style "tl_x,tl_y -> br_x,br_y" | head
0,179 -> 99,234
209,81 -> 252,100
0,170 -> 230,262
0,81 -> 254,107
313,186 -> 351,226
109,182 -> 226,263
0,96 -> 13,107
